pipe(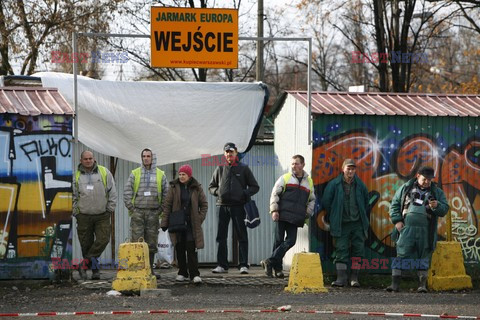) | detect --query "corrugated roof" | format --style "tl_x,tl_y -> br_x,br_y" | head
0,87 -> 74,116
285,91 -> 480,117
